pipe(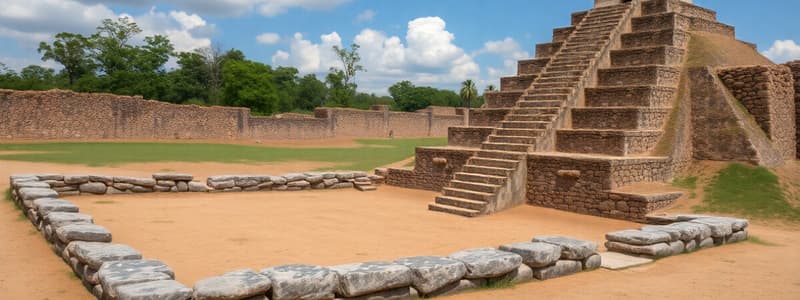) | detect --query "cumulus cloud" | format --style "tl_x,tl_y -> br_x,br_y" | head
762,39 -> 800,63
475,37 -> 531,89
125,8 -> 214,52
256,32 -> 281,45
0,0 -> 116,44
271,16 -> 479,94
74,0 -> 352,17
355,9 -> 376,22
